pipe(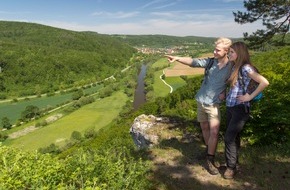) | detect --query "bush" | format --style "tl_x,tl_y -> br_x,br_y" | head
70,131 -> 83,141
84,127 -> 97,138
0,132 -> 8,142
0,94 -> 7,100
0,145 -> 151,189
